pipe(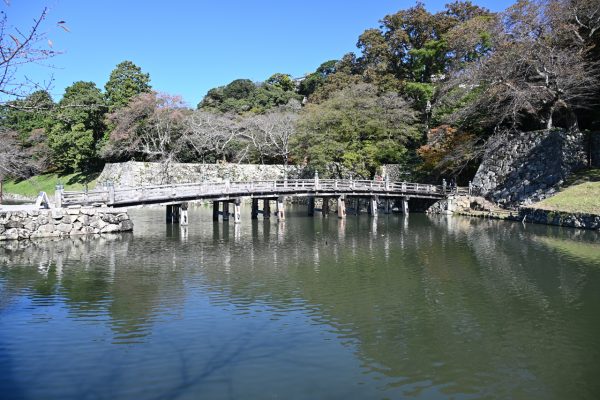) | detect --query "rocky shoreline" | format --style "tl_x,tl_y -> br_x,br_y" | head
517,207 -> 600,230
0,207 -> 133,241
426,195 -> 600,231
